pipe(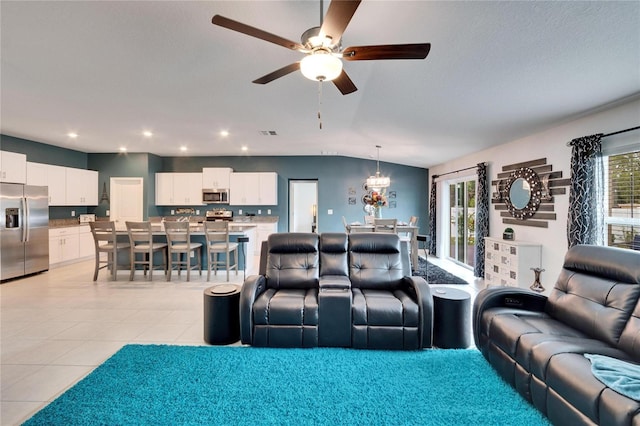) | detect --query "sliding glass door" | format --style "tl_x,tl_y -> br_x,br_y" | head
448,178 -> 476,268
